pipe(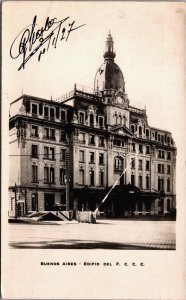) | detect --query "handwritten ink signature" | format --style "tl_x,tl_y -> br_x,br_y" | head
10,15 -> 86,71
